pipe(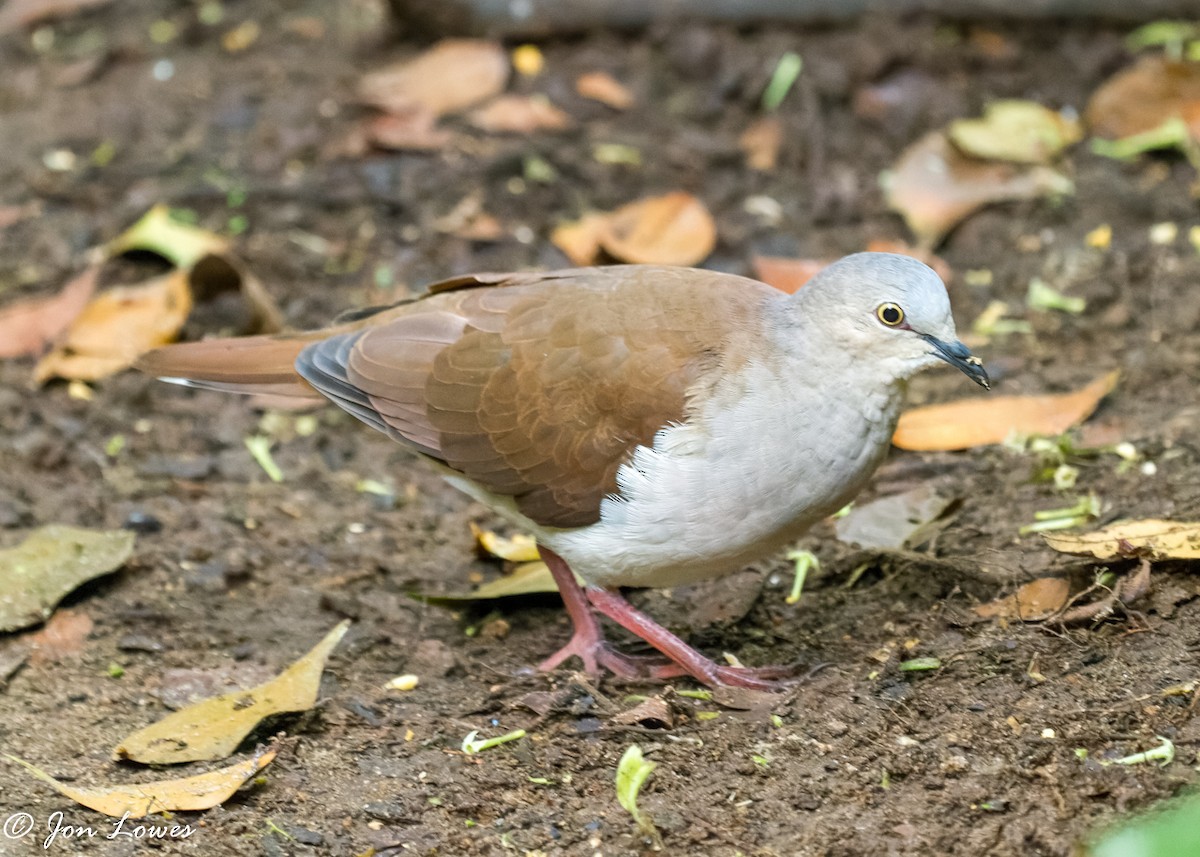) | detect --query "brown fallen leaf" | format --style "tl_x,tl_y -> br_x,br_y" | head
365,111 -> 454,152
1086,55 -> 1200,141
468,94 -> 573,134
892,371 -> 1119,452
752,256 -> 827,294
974,577 -> 1071,621
472,524 -> 540,563
0,0 -> 111,34
114,621 -> 349,764
6,747 -> 276,818
884,130 -> 1073,249
835,485 -> 958,551
1044,519 -> 1200,560
739,116 -> 784,171
597,192 -> 716,266
0,525 -> 135,633
34,270 -> 193,384
551,213 -> 607,266
576,71 -> 634,110
27,609 -> 94,665
358,39 -> 509,118
0,265 -> 98,358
